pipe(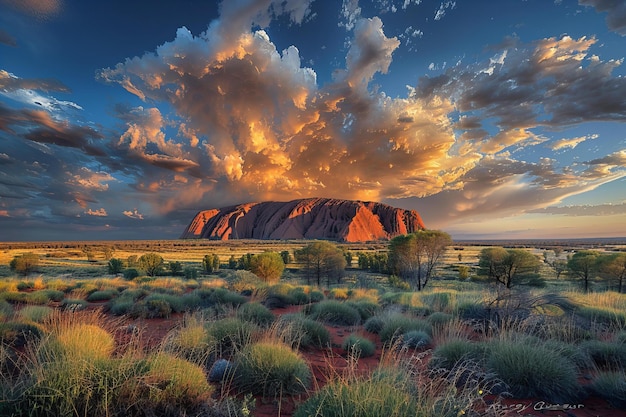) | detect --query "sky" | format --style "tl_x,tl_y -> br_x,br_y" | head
0,0 -> 625,242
